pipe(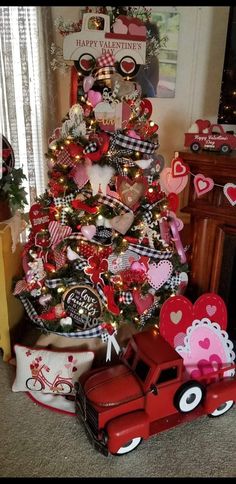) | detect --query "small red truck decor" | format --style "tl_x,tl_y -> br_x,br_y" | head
63,13 -> 147,77
184,119 -> 236,154
75,293 -> 236,456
